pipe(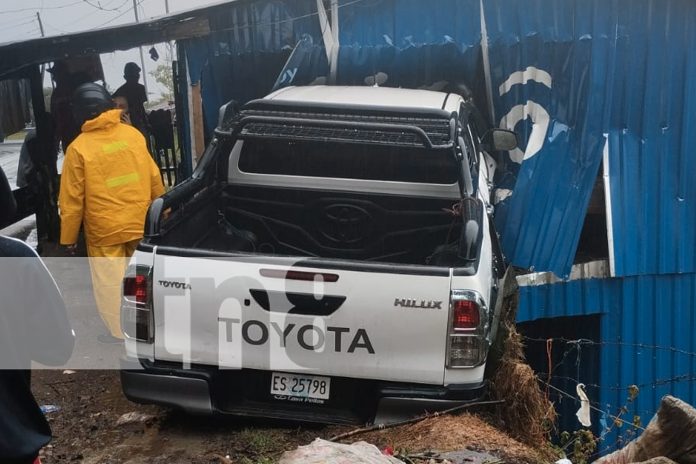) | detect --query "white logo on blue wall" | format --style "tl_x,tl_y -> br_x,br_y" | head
494,66 -> 552,204
498,66 -> 552,164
